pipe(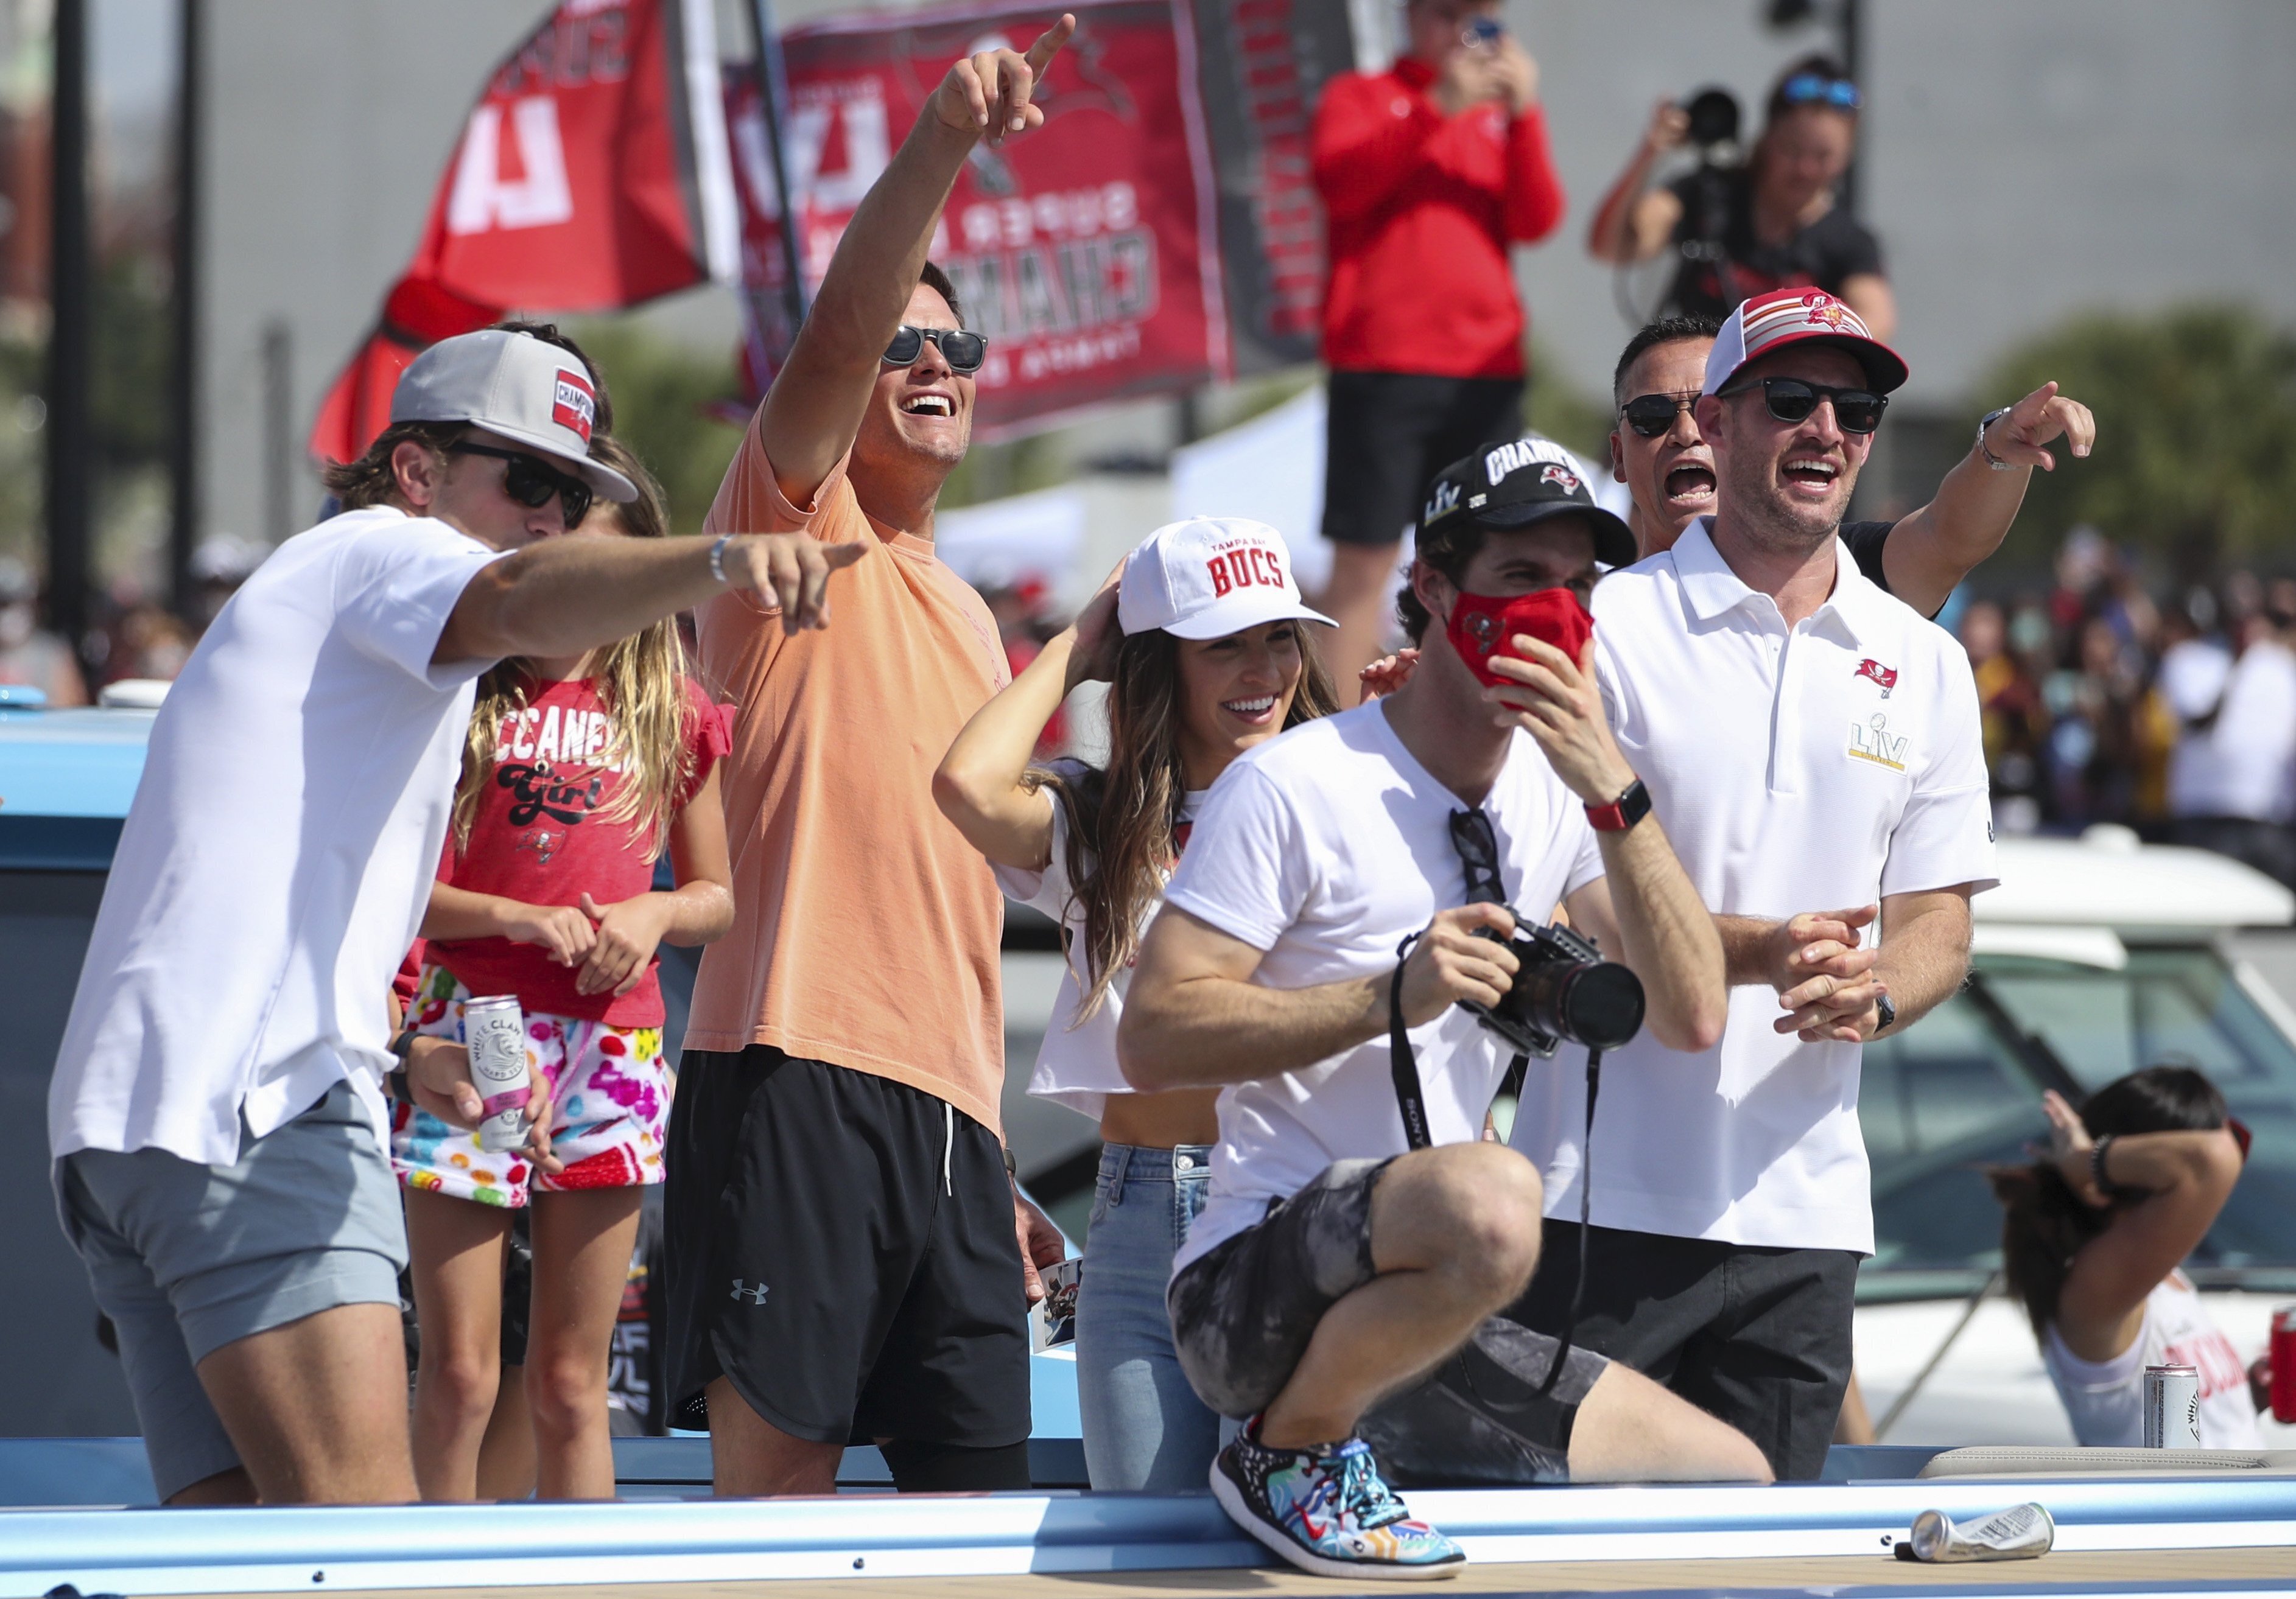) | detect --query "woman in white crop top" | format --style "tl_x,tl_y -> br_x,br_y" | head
934,517 -> 1341,1491
1989,1066 -> 2269,1448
